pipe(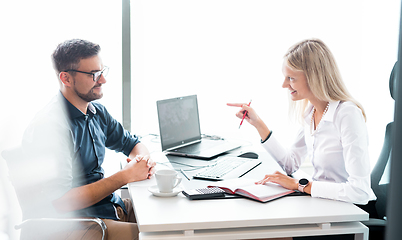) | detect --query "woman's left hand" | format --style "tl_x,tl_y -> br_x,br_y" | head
256,171 -> 298,190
